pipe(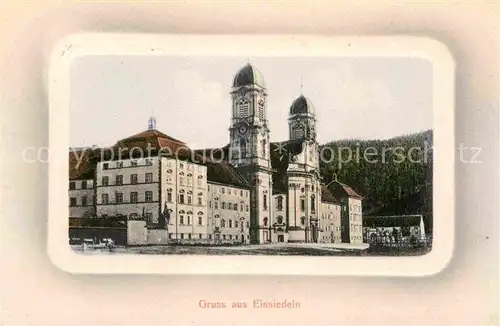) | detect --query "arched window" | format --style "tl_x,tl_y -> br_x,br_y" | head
294,124 -> 305,139
276,196 -> 283,211
258,99 -> 265,119
237,99 -> 250,117
263,217 -> 268,226
240,138 -> 247,158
